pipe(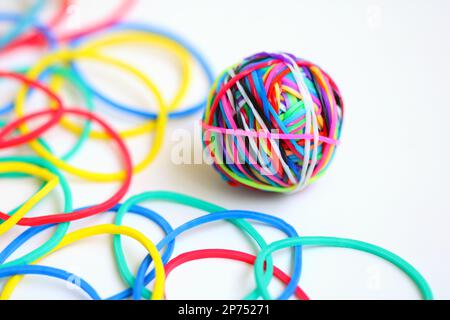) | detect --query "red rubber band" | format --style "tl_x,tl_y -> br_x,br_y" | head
164,249 -> 309,300
0,71 -> 63,149
0,108 -> 132,226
